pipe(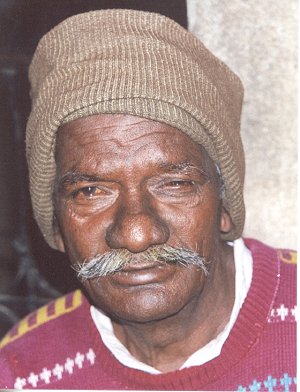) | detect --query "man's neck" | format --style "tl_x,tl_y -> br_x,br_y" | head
112,242 -> 235,373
